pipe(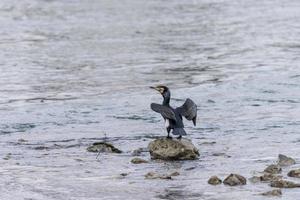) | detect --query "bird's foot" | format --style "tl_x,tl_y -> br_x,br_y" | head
166,136 -> 173,139
177,135 -> 182,140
